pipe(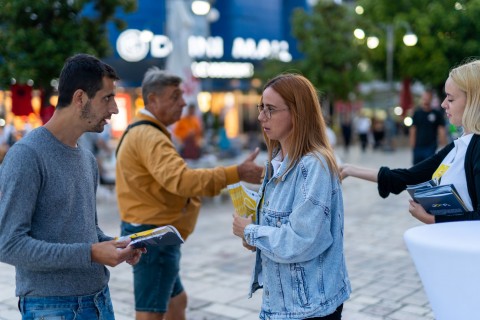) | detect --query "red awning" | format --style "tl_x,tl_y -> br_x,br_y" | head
11,84 -> 34,116
400,78 -> 413,115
